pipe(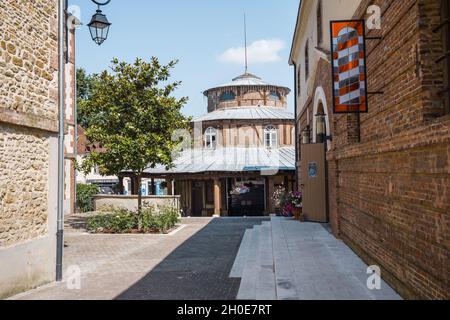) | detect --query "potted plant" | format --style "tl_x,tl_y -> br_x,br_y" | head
283,191 -> 304,221
271,186 -> 286,216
